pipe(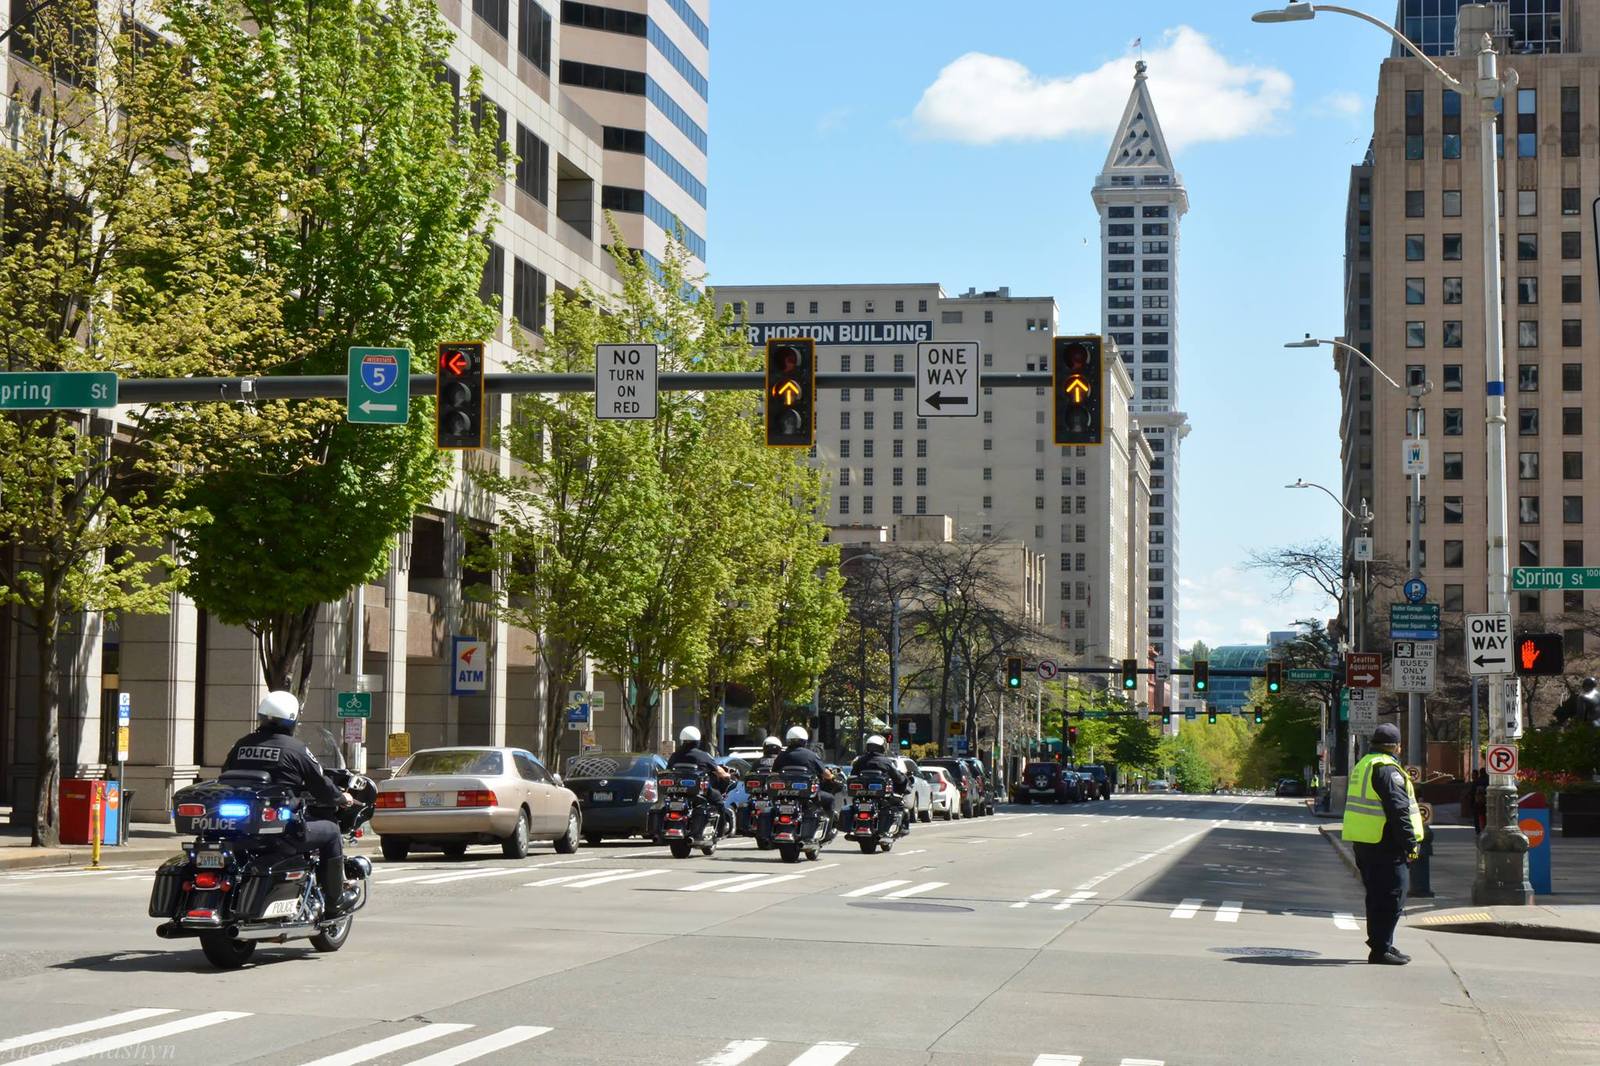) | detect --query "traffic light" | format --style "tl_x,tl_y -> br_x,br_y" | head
1005,656 -> 1023,689
1192,659 -> 1210,693
1161,710 -> 1171,725
1253,709 -> 1264,725
764,337 -> 815,447
1052,335 -> 1104,446
1515,632 -> 1564,676
1265,660 -> 1283,694
1120,658 -> 1138,690
436,341 -> 486,449
1067,725 -> 1079,746
1207,710 -> 1217,725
